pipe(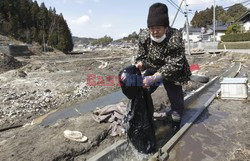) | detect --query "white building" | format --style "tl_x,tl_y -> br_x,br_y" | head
182,25 -> 228,42
237,10 -> 250,32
